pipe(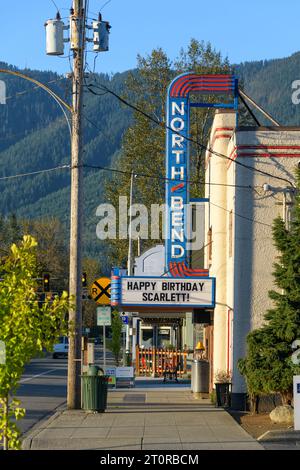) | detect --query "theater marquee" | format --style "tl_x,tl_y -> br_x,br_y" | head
111,276 -> 215,308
